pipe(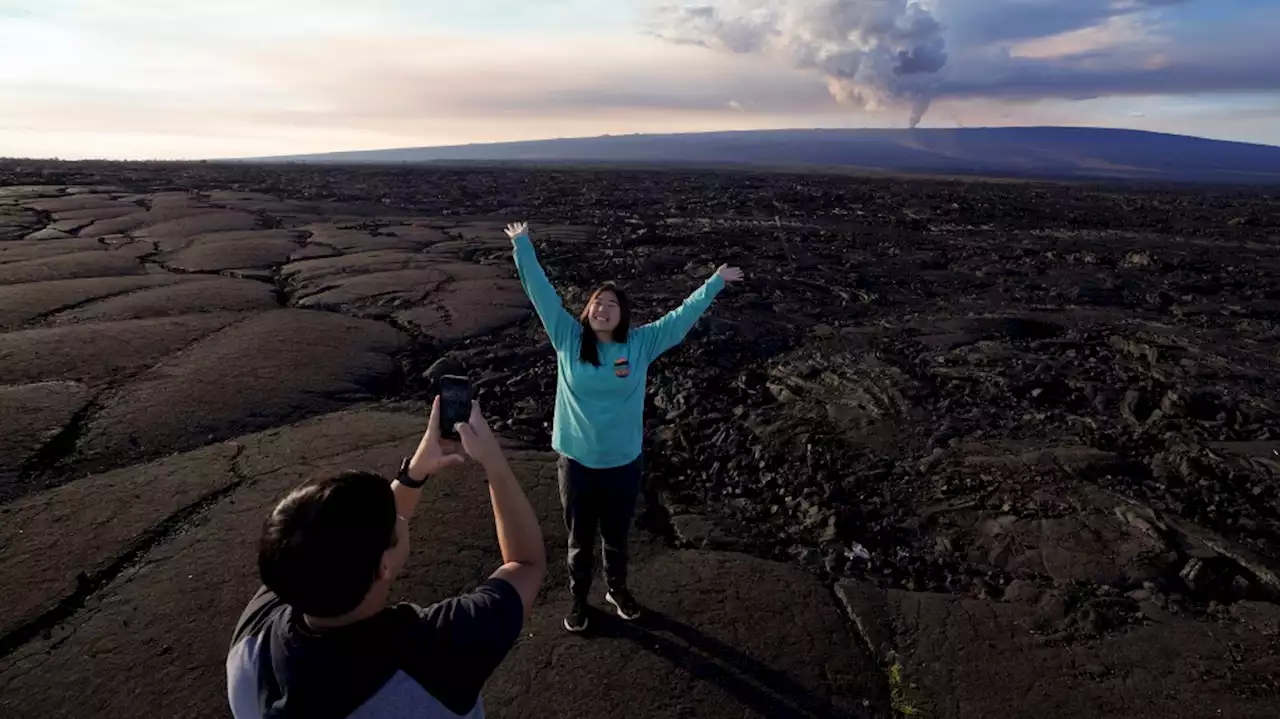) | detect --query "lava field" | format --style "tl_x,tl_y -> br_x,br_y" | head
5,158 -> 1279,639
